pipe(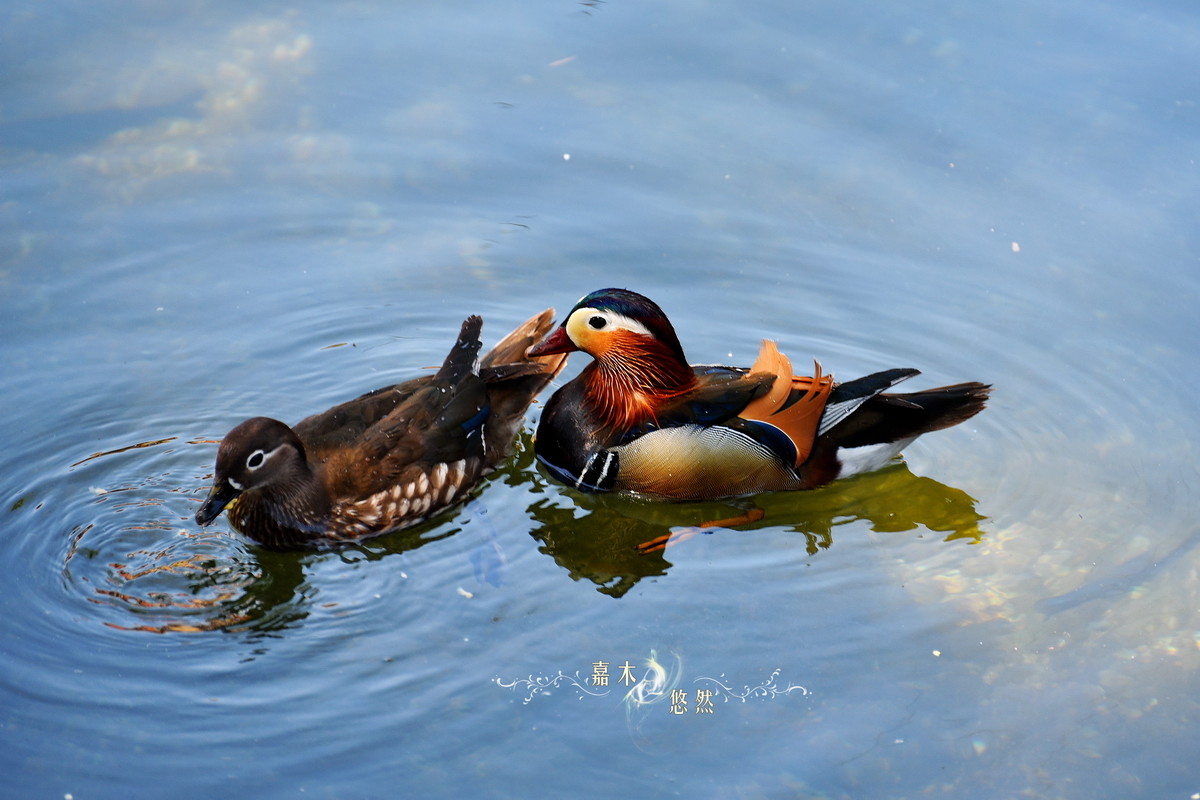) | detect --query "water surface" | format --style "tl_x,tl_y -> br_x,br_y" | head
2,1 -> 1198,798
